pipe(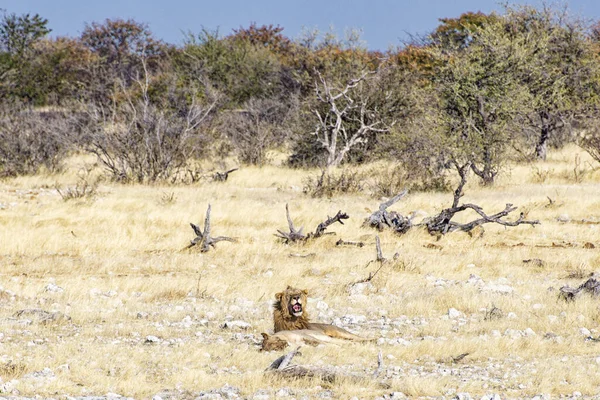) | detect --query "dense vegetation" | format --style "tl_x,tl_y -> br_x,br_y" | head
2,5 -> 600,189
